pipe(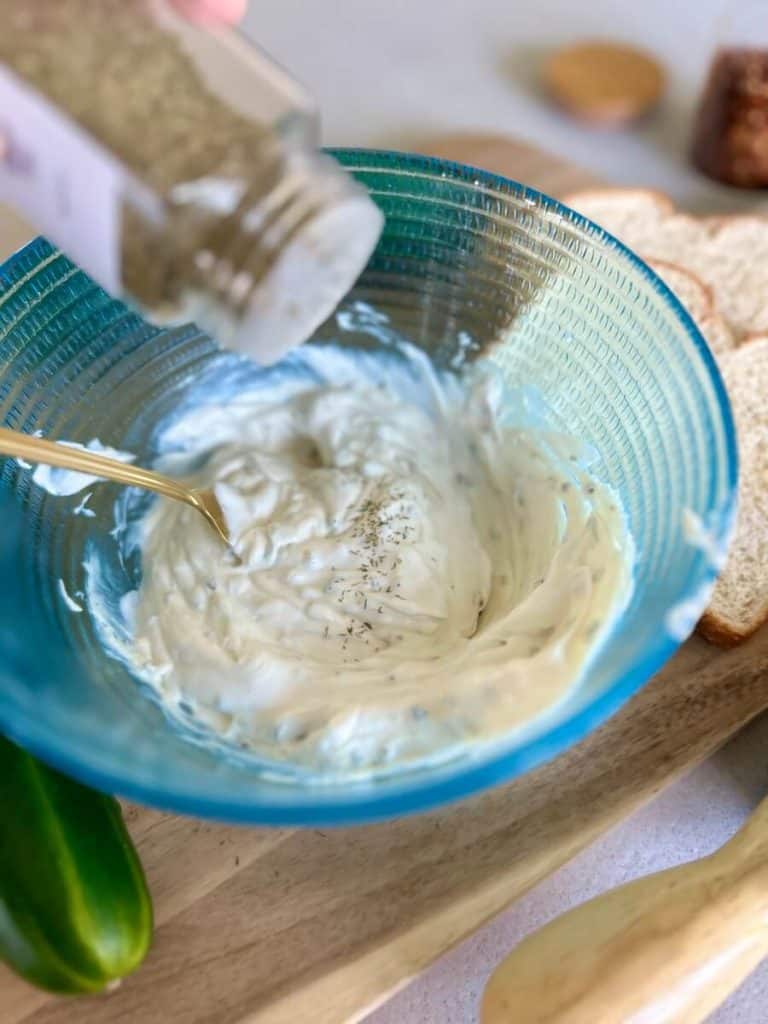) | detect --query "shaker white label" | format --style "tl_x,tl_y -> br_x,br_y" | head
0,64 -> 125,293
